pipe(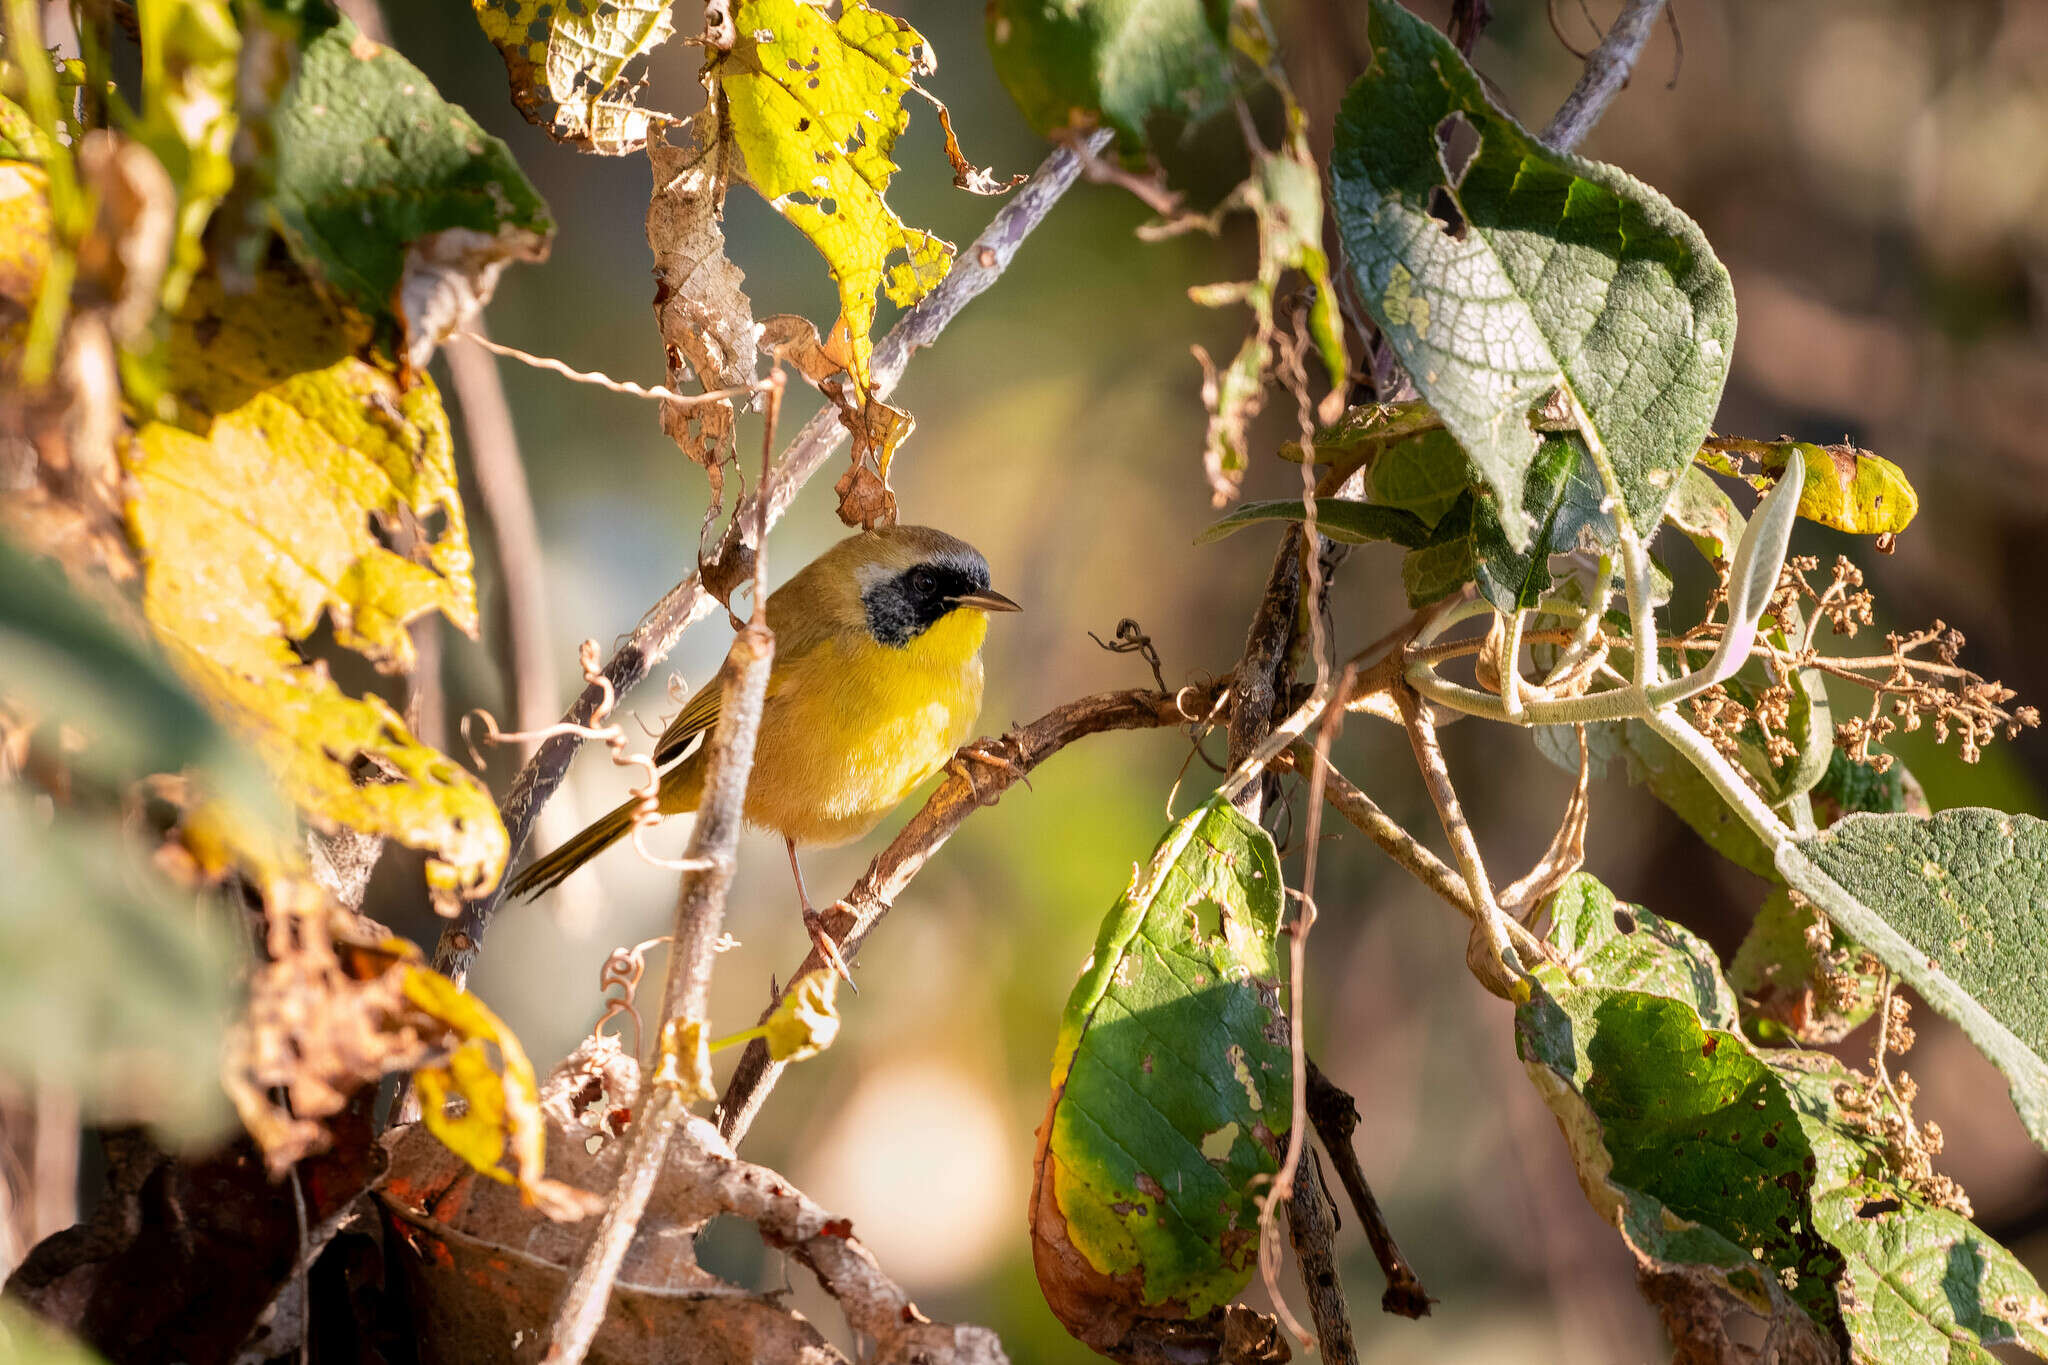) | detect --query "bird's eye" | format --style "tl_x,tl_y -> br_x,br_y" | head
909,567 -> 937,596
